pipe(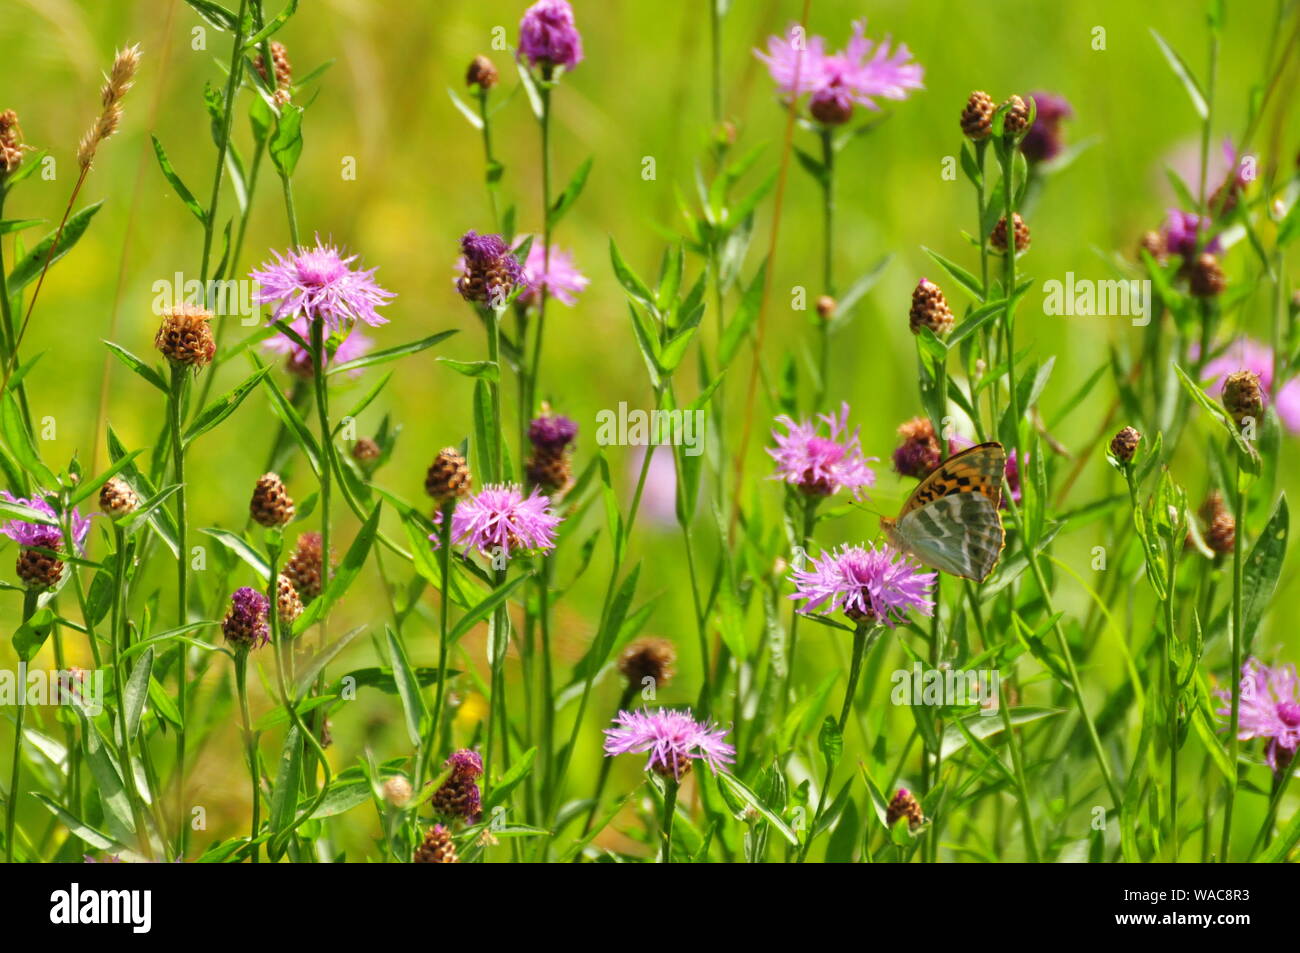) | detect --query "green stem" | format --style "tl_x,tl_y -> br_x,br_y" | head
426,500 -> 456,776
234,649 -> 260,862
782,497 -> 817,714
200,0 -> 249,286
1221,453 -> 1245,860
168,363 -> 191,854
5,590 -> 37,862
660,777 -> 679,864
109,524 -> 152,860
